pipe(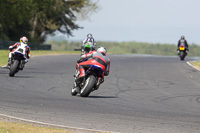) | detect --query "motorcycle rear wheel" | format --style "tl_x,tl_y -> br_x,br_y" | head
180,51 -> 185,61
80,75 -> 96,97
